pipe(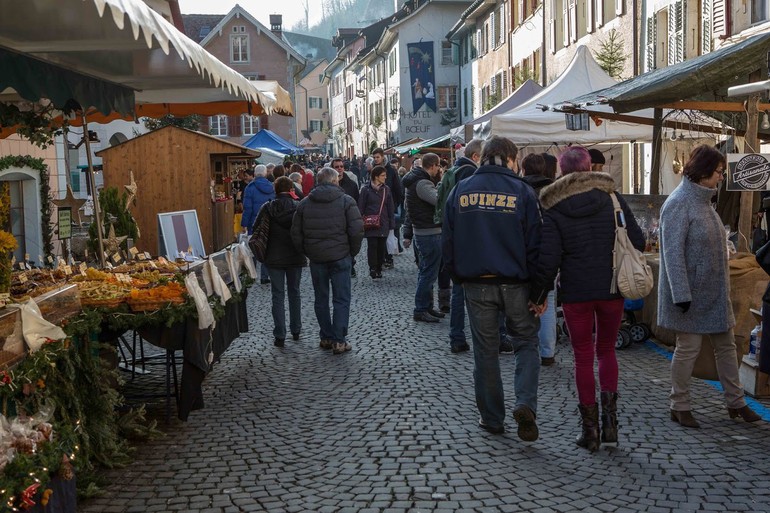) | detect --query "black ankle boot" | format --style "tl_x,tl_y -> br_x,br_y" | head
576,403 -> 600,452
600,391 -> 618,444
